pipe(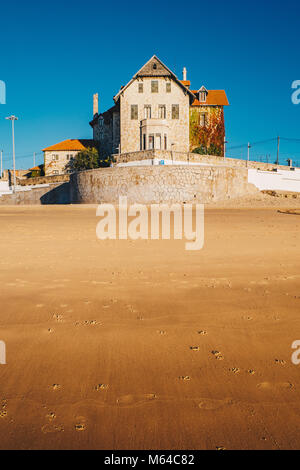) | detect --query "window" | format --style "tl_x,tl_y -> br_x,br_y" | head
166,82 -> 171,93
155,134 -> 161,150
66,154 -> 73,160
53,170 -> 59,175
153,63 -> 157,70
151,81 -> 158,93
199,91 -> 207,102
158,105 -> 166,119
131,105 -> 138,120
164,134 -> 168,150
199,113 -> 207,127
52,154 -> 59,160
143,134 -> 146,150
149,134 -> 154,149
138,83 -> 143,93
172,104 -> 179,119
144,105 -> 151,119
